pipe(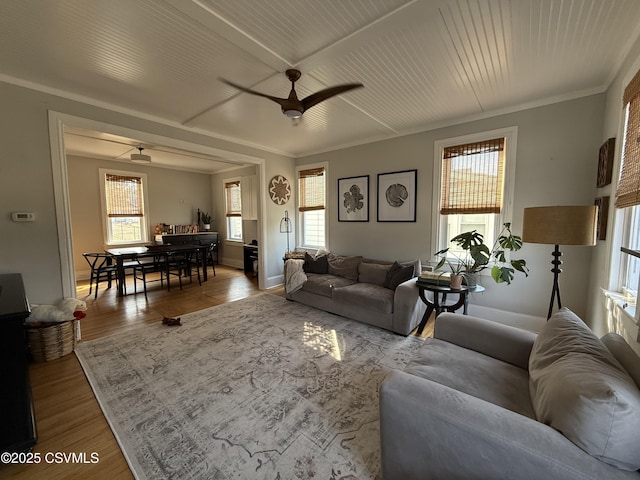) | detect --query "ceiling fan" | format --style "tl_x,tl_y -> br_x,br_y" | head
220,69 -> 363,119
